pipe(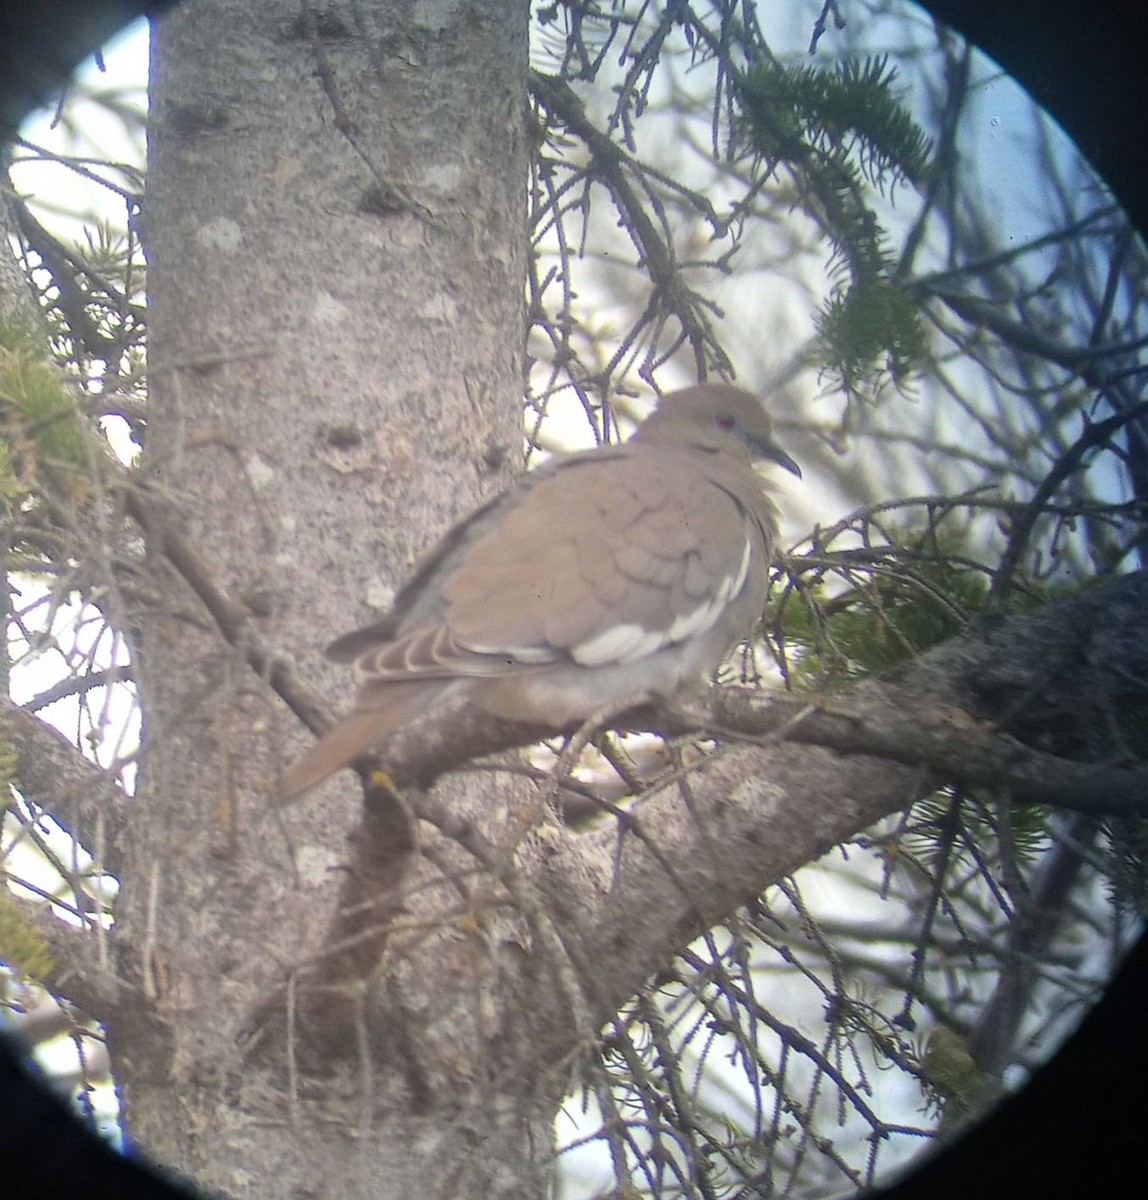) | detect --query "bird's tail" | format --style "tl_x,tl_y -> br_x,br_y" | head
279,709 -> 390,801
279,680 -> 437,801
